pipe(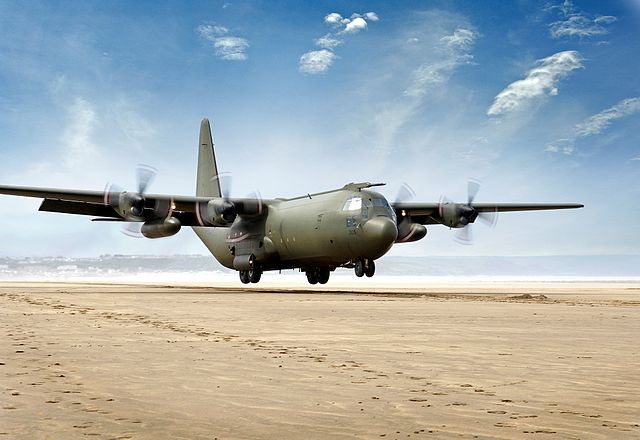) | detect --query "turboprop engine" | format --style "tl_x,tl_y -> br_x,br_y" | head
439,202 -> 477,228
203,198 -> 236,226
197,197 -> 264,226
438,180 -> 498,244
105,165 -> 182,239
